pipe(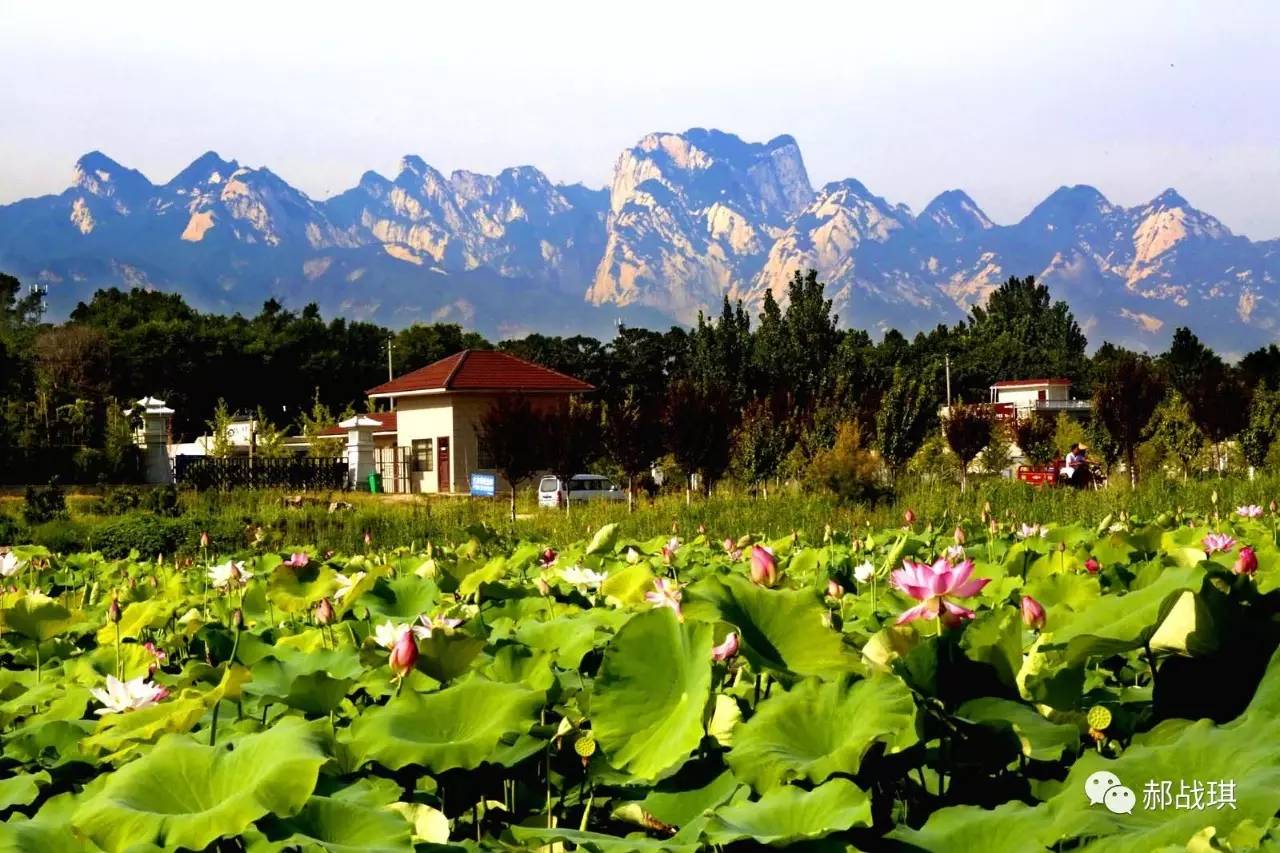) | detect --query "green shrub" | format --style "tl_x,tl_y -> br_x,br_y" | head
89,485 -> 145,516
92,513 -> 191,559
0,512 -> 24,546
28,518 -> 91,553
145,484 -> 183,518
22,480 -> 68,525
808,421 -> 886,505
